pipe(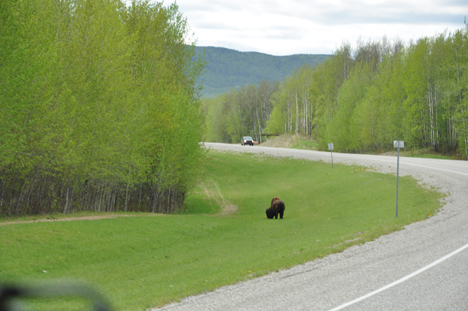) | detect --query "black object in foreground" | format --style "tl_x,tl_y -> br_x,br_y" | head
0,281 -> 111,311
